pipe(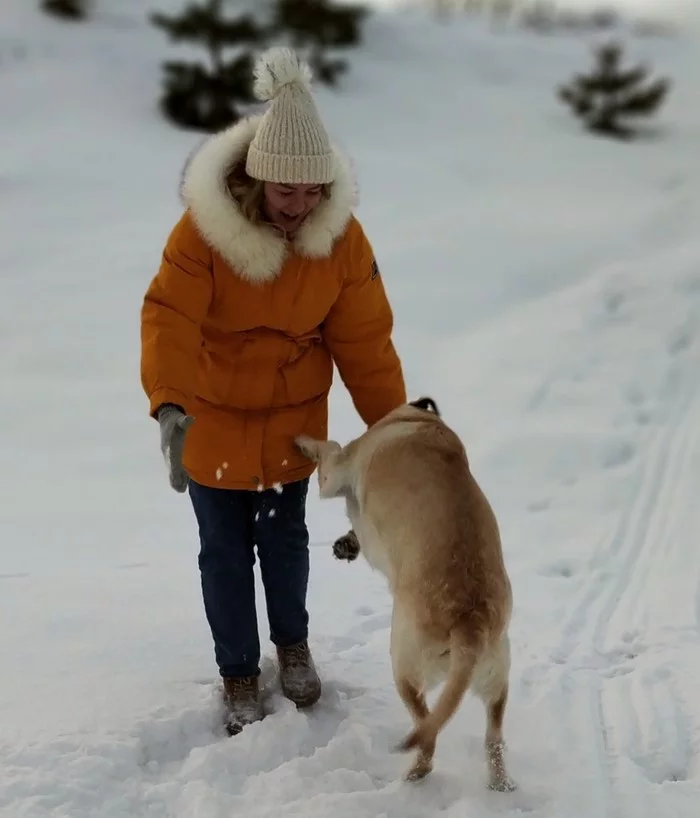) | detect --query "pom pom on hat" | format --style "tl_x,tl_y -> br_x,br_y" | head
253,46 -> 313,102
